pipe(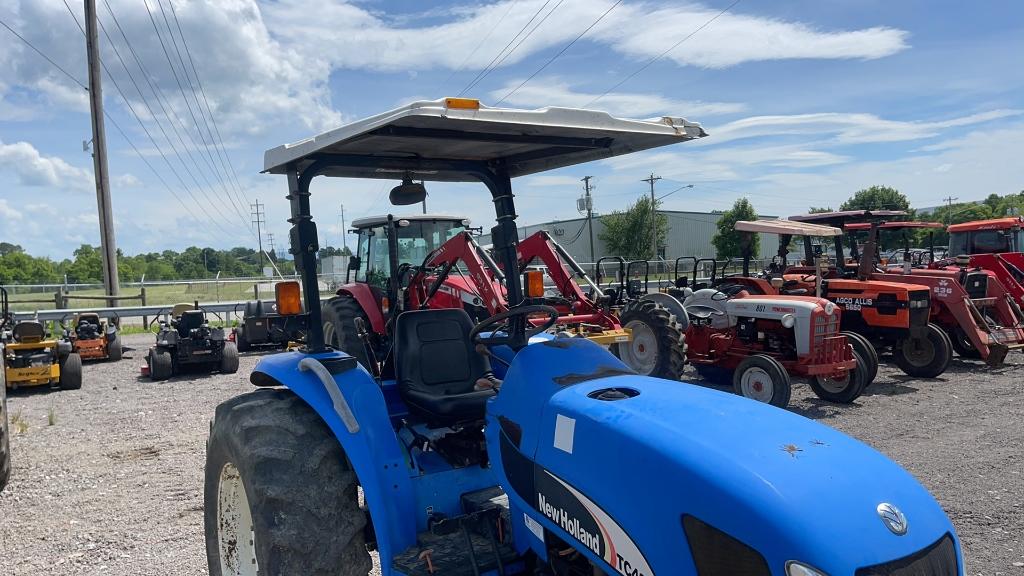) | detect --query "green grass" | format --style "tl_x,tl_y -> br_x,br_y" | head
6,281 -> 267,313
